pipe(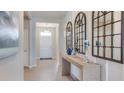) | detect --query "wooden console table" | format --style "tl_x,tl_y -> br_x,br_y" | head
62,55 -> 101,81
